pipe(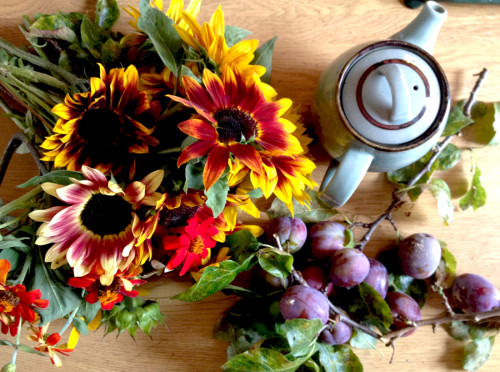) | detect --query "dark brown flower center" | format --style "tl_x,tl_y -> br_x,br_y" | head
213,107 -> 257,143
0,290 -> 20,313
78,108 -> 122,146
80,194 -> 133,236
159,205 -> 199,228
188,235 -> 205,255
